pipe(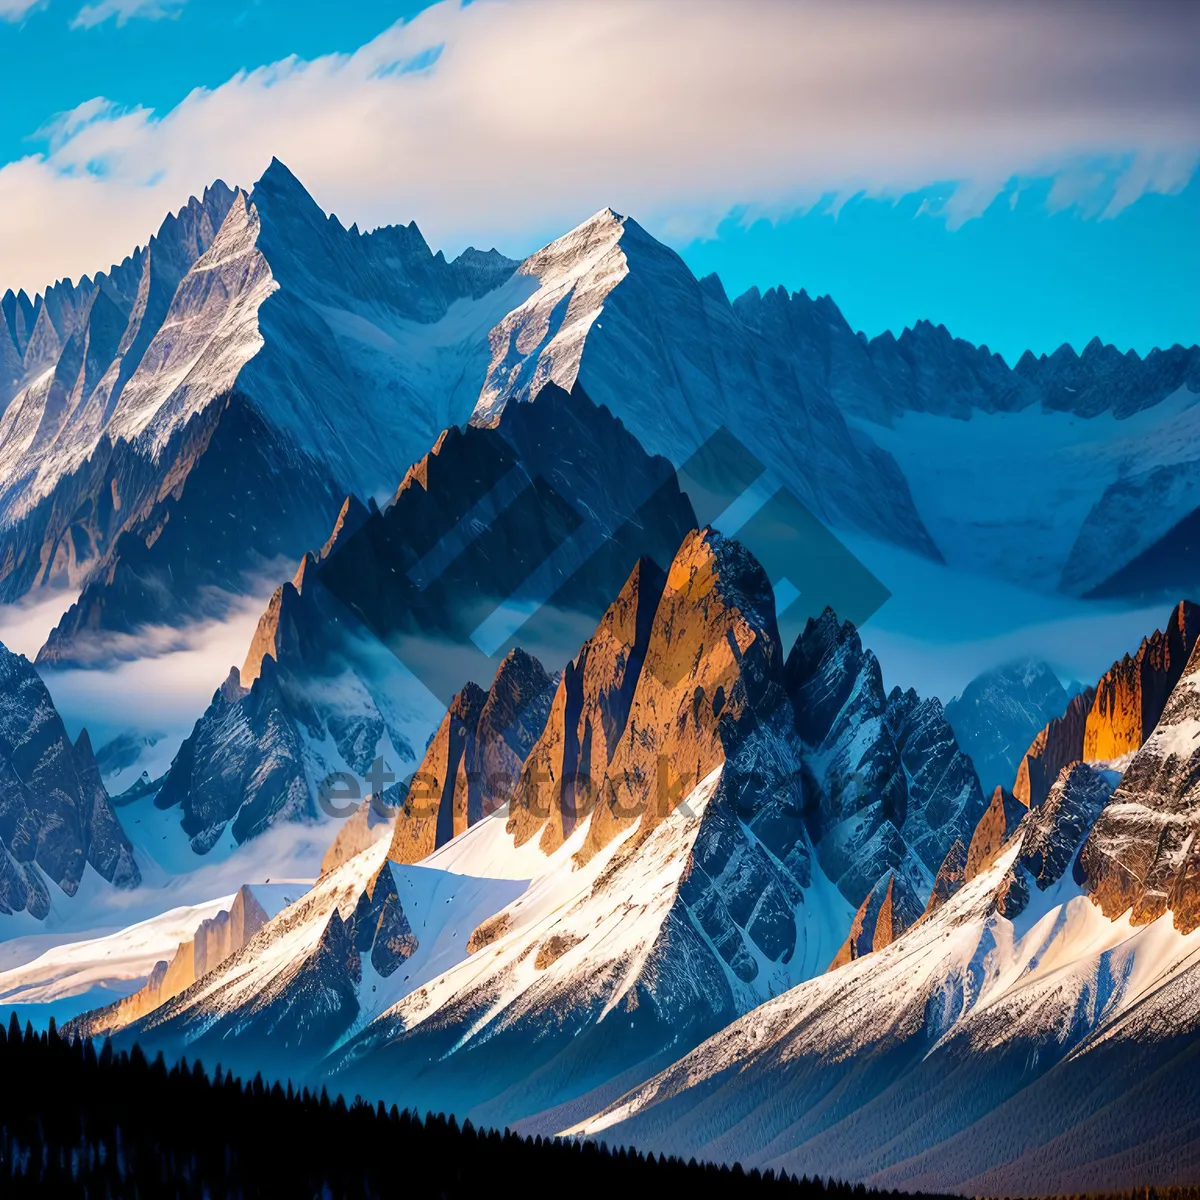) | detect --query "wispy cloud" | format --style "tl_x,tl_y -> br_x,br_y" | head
2,0 -> 1197,292
71,0 -> 187,30
0,0 -> 44,22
